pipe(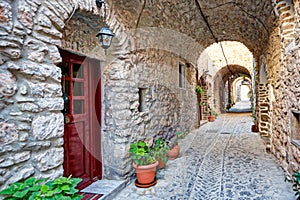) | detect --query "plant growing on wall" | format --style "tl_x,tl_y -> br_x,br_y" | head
0,176 -> 83,200
195,85 -> 204,96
